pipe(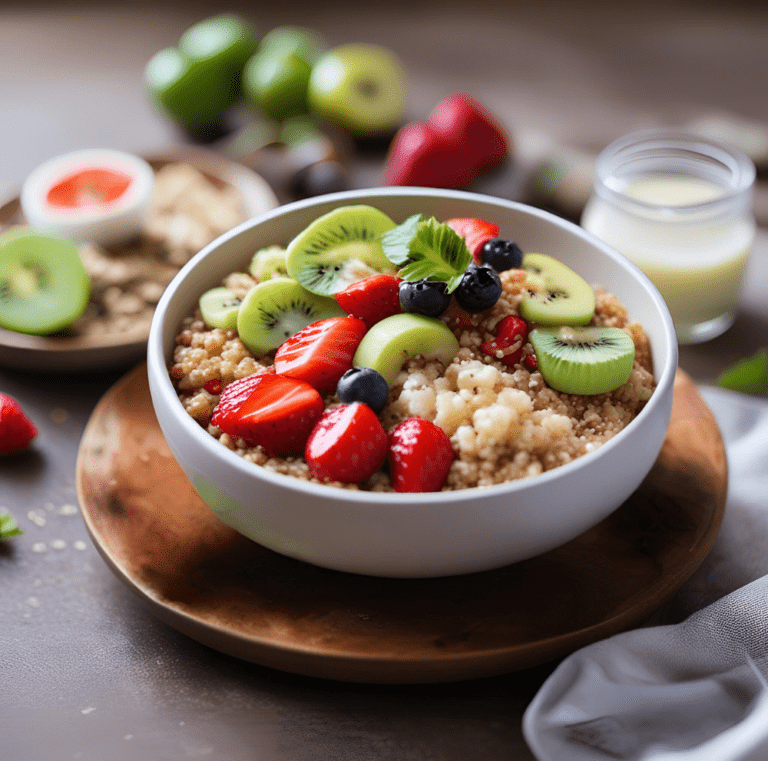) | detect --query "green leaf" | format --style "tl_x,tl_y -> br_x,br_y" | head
716,349 -> 768,396
381,213 -> 423,266
381,215 -> 472,293
0,510 -> 22,540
